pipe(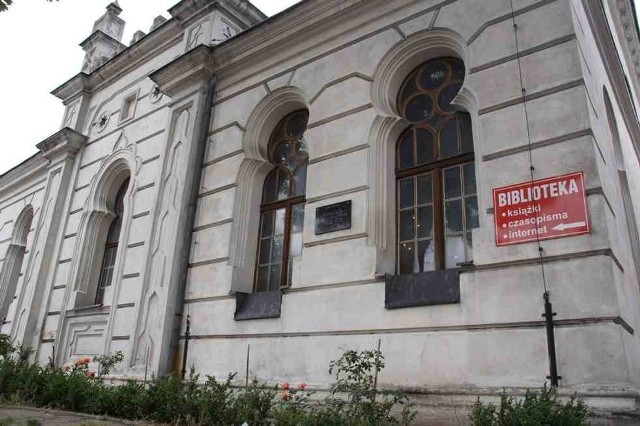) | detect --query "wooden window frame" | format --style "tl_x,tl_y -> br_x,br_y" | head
396,149 -> 474,272
395,57 -> 476,274
95,178 -> 128,305
254,189 -> 306,291
253,109 -> 309,292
